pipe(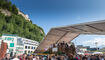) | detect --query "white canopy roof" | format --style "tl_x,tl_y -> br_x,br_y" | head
35,20 -> 105,52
